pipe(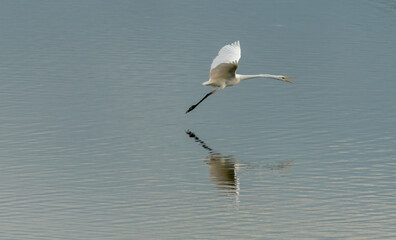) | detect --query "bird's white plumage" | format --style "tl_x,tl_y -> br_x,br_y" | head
210,41 -> 241,70
186,41 -> 294,113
